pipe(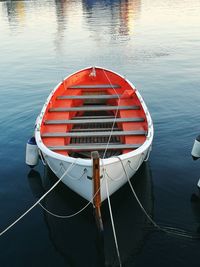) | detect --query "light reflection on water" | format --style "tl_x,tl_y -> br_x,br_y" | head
0,0 -> 200,266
